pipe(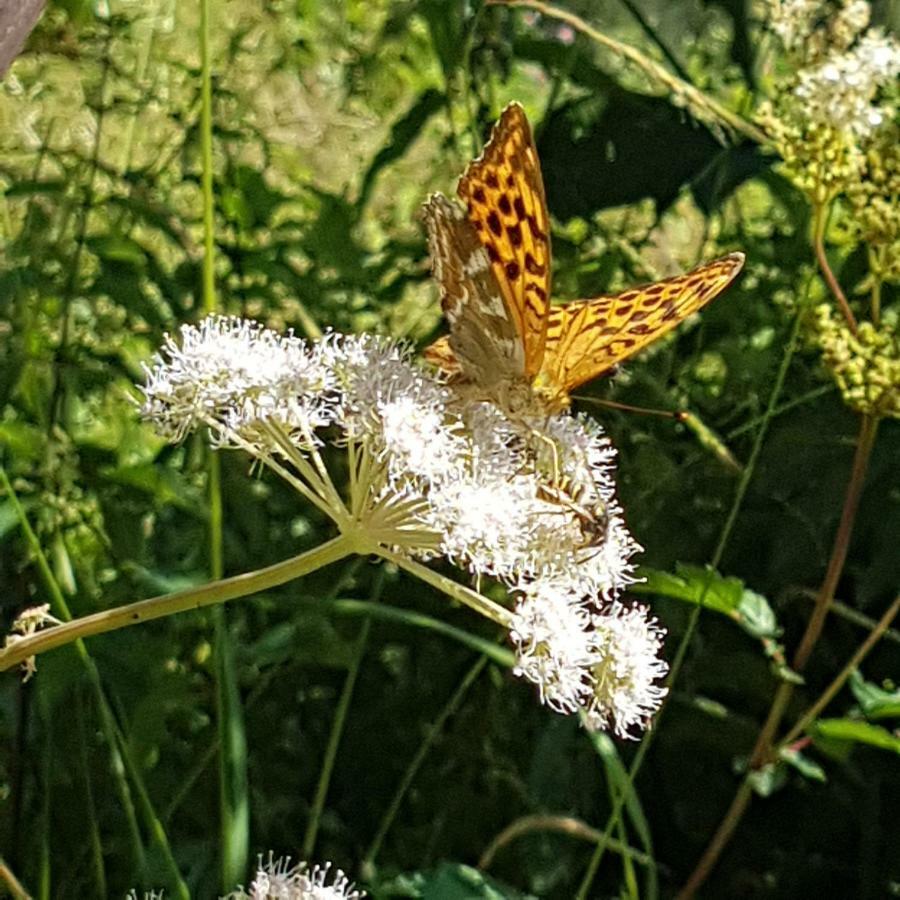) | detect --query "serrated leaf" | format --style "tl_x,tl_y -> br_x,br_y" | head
813,719 -> 900,755
636,564 -> 741,615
